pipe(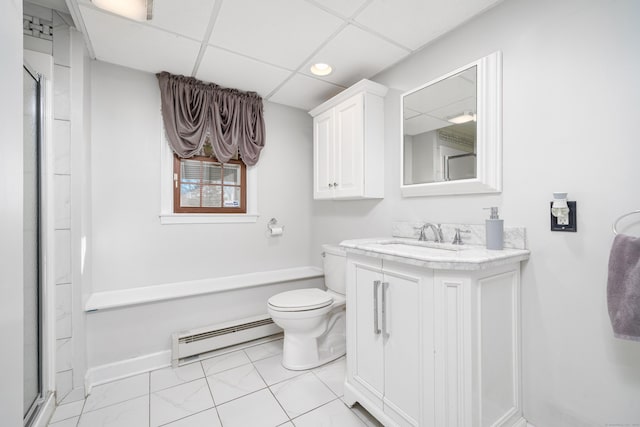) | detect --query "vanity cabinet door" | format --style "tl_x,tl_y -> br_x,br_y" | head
382,270 -> 421,426
350,263 -> 385,405
347,257 -> 435,427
